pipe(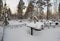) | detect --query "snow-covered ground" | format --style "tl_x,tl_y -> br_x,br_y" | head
0,26 -> 3,41
3,26 -> 60,41
0,20 -> 60,41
